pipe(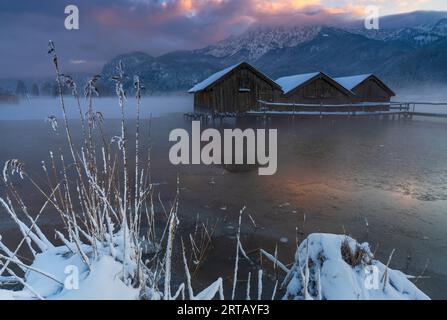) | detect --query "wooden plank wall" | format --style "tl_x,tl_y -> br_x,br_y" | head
279,78 -> 351,105
351,78 -> 392,102
193,70 -> 394,113
194,66 -> 282,113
